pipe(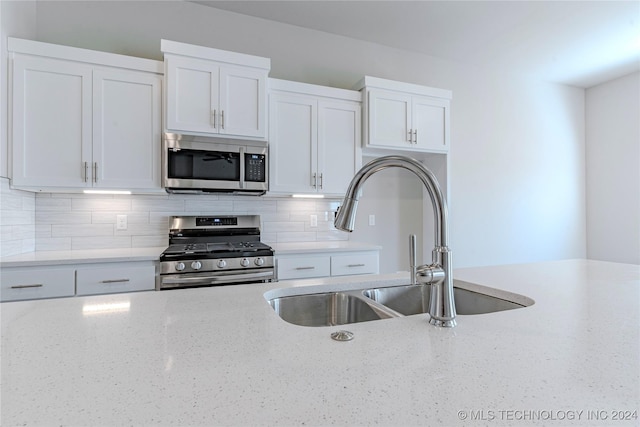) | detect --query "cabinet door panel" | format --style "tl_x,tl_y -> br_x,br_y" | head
330,253 -> 379,276
413,96 -> 449,152
1,267 -> 75,301
367,89 -> 411,148
165,56 -> 218,134
219,67 -> 266,138
268,94 -> 317,193
12,56 -> 92,187
76,264 -> 155,296
93,70 -> 161,189
317,100 -> 360,195
277,256 -> 331,280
